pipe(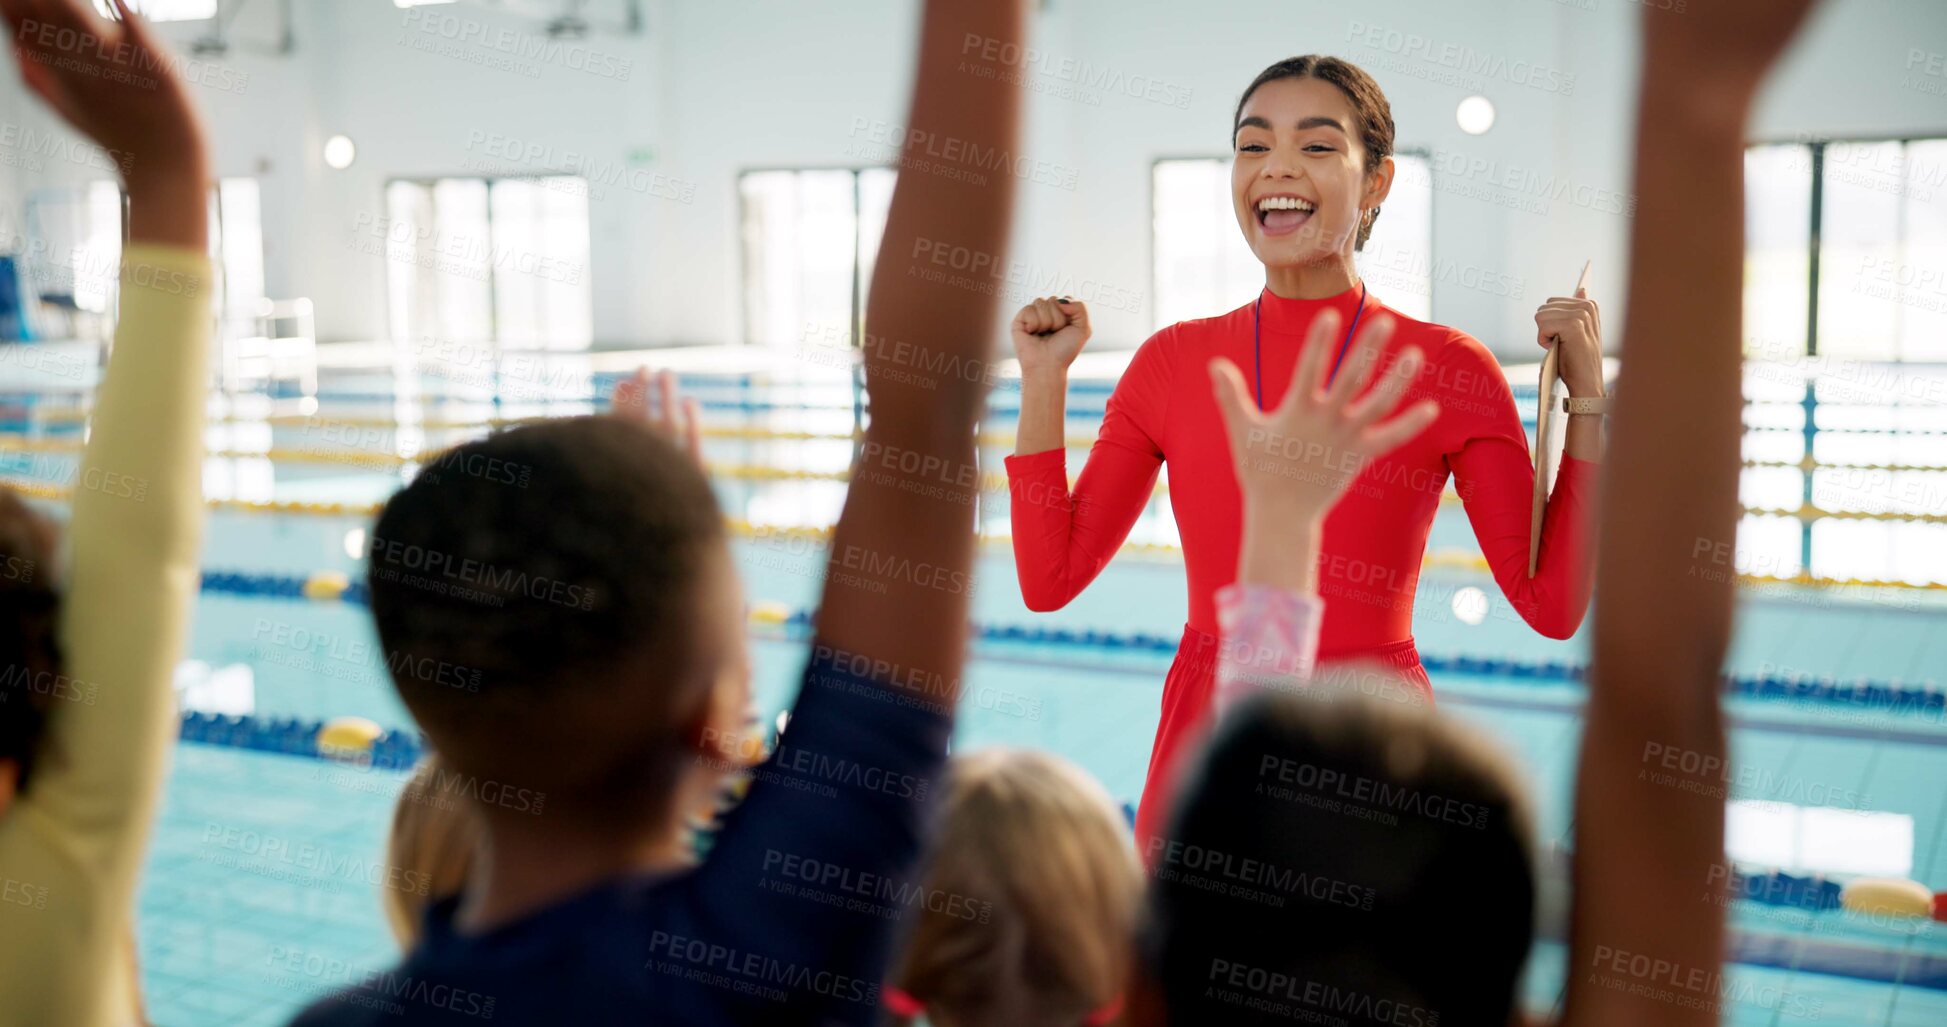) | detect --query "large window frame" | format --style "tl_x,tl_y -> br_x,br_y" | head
13,177 -> 259,325
736,166 -> 895,350
1741,134 -> 1947,587
381,174 -> 594,353
212,177 -> 266,319
1745,135 -> 1947,361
